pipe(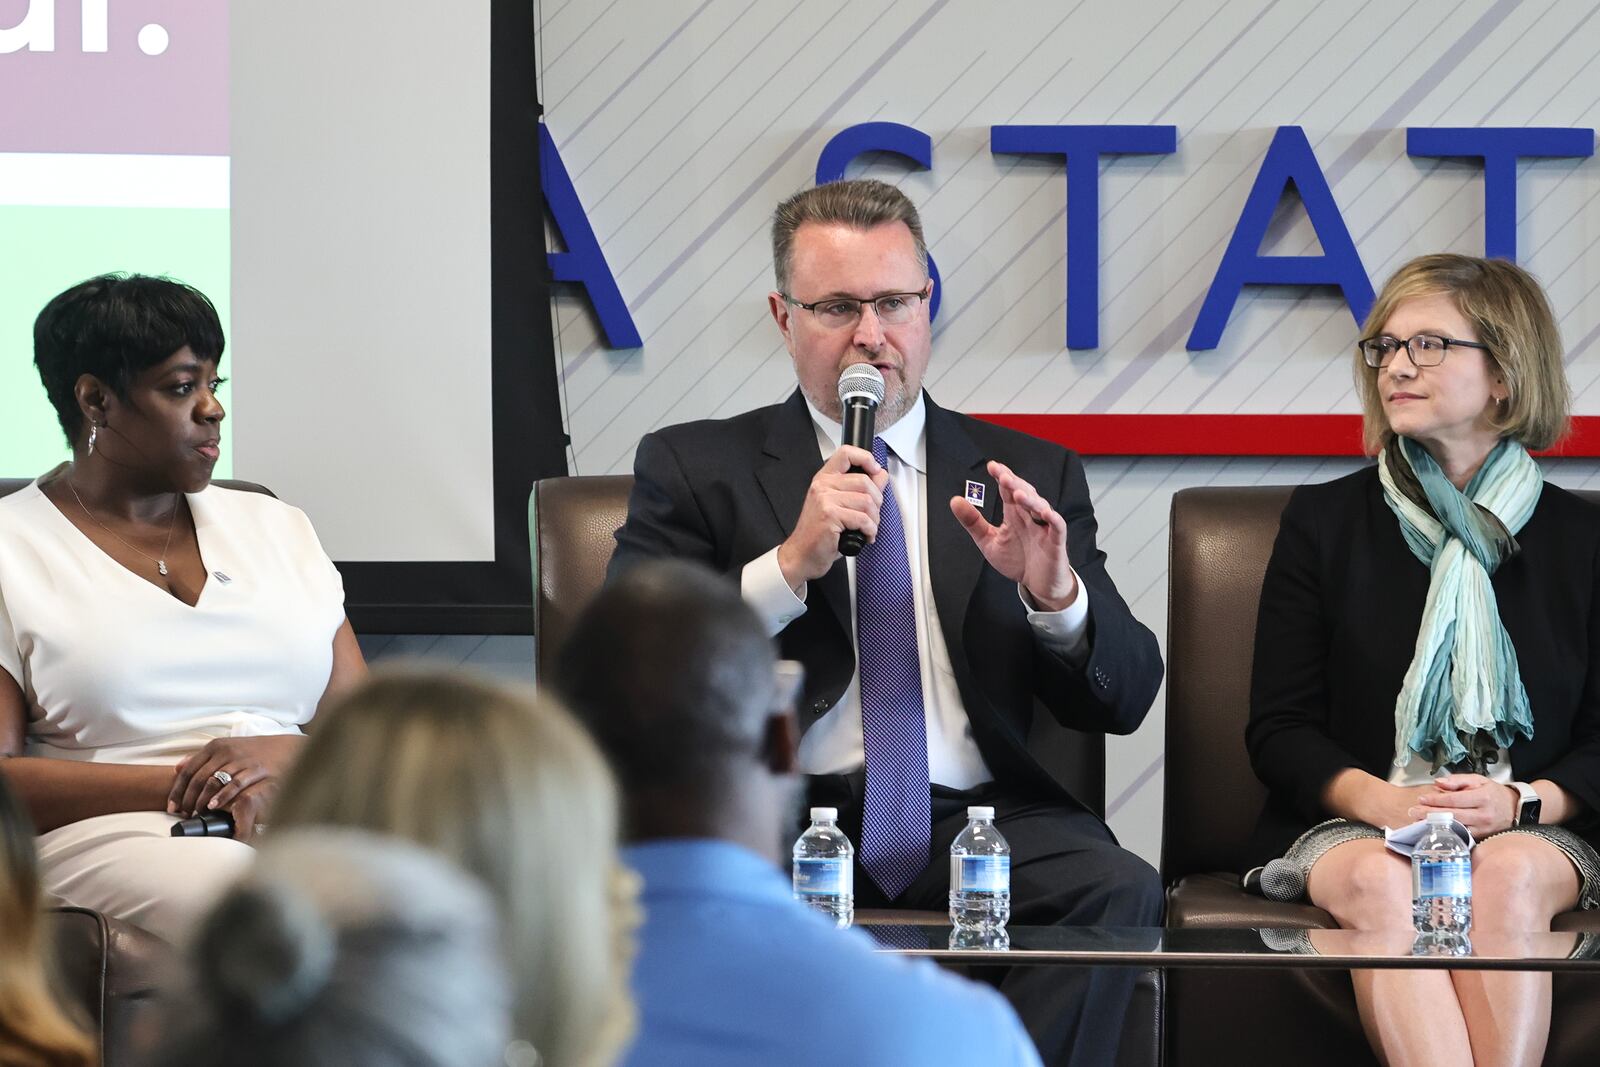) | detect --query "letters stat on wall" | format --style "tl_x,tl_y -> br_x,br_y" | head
546,122 -> 1596,457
